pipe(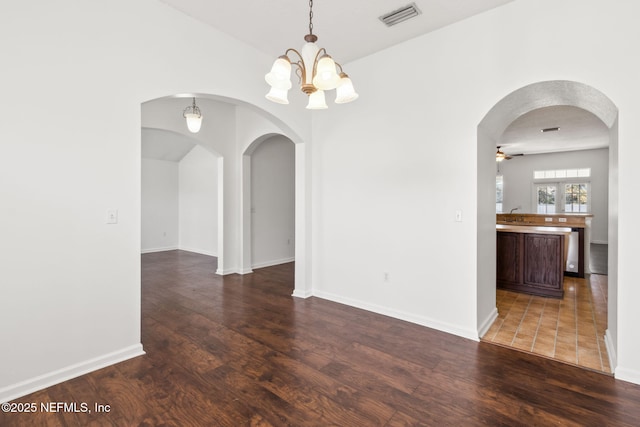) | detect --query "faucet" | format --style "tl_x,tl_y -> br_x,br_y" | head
509,207 -> 519,214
